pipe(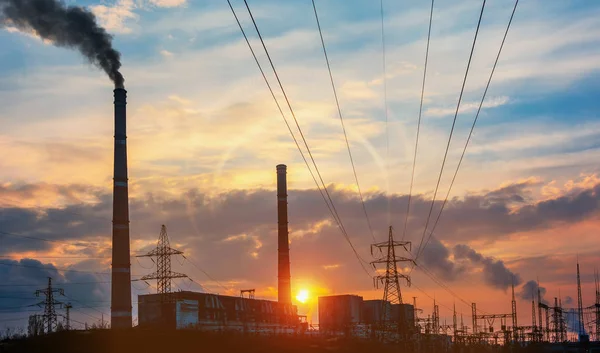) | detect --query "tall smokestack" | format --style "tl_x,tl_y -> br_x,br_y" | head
111,88 -> 132,328
277,164 -> 291,304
